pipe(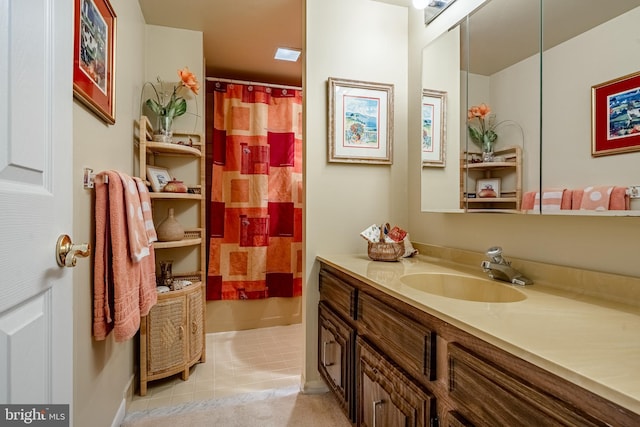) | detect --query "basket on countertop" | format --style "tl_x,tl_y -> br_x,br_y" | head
367,240 -> 404,262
